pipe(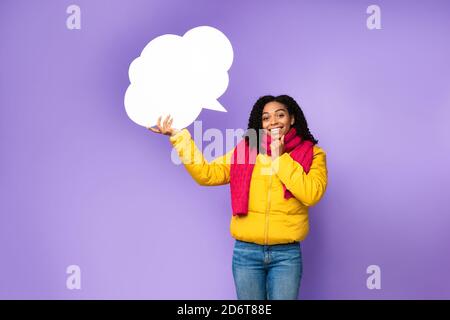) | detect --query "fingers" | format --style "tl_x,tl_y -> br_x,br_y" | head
159,115 -> 170,133
156,116 -> 163,132
149,115 -> 174,135
163,114 -> 174,133
162,115 -> 170,129
148,127 -> 160,133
